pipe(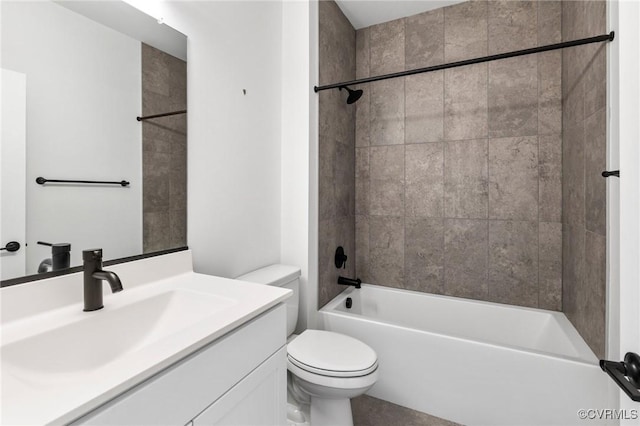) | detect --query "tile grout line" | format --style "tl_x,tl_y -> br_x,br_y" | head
537,0 -> 542,309
366,27 -> 372,284
402,18 -> 407,290
485,0 -> 490,300
442,7 -> 447,295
